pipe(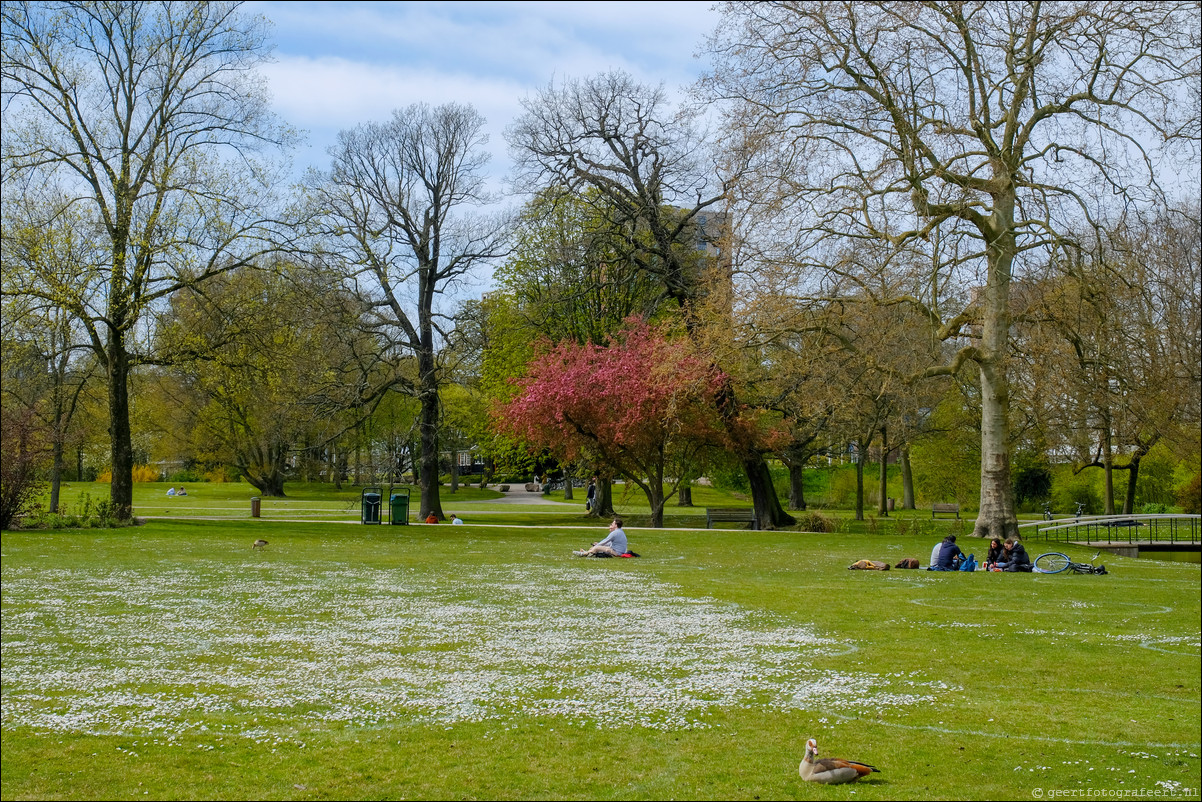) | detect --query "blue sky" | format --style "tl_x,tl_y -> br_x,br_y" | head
248,1 -> 722,181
